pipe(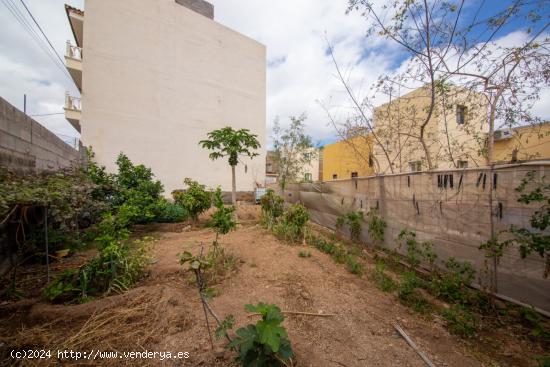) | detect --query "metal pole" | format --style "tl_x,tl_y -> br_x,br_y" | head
23,94 -> 26,114
44,206 -> 50,282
